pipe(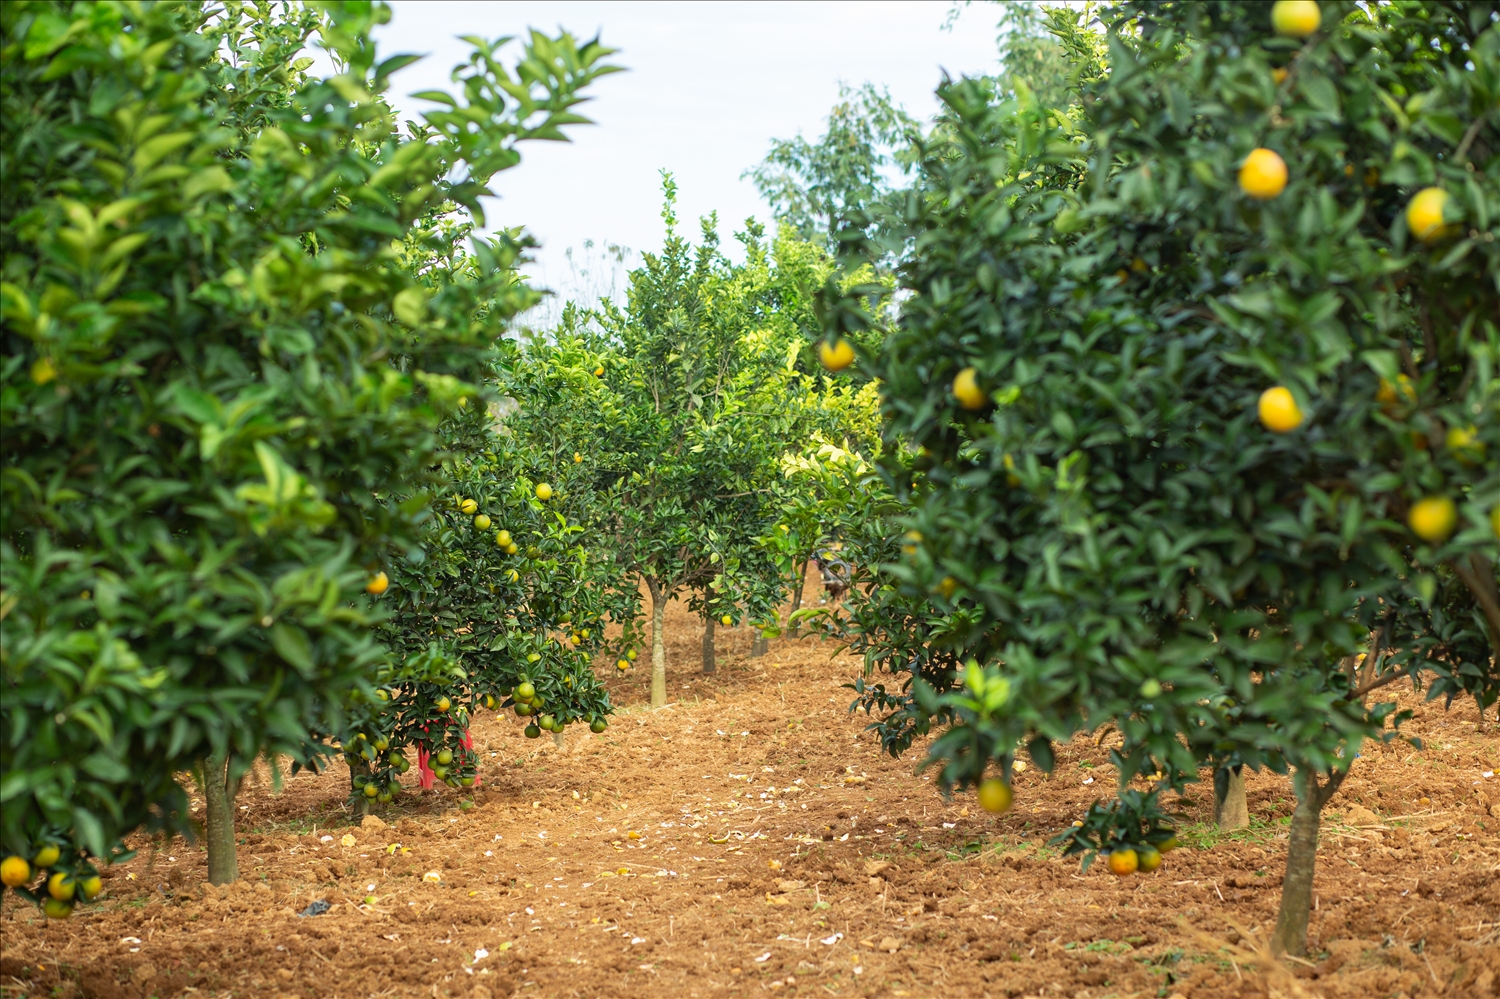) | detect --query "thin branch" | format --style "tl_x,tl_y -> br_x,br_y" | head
1455,116 -> 1485,163
1350,667 -> 1408,702
1449,554 -> 1500,661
